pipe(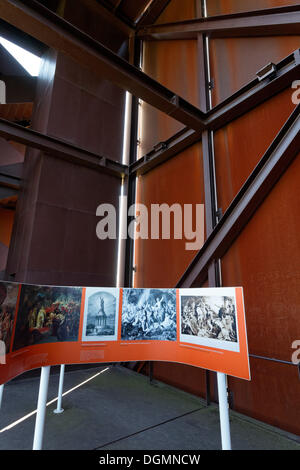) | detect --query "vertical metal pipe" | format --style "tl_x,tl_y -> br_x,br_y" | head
149,361 -> 153,384
217,372 -> 232,450
124,37 -> 142,288
0,383 -> 4,410
33,366 -> 51,450
53,364 -> 65,414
